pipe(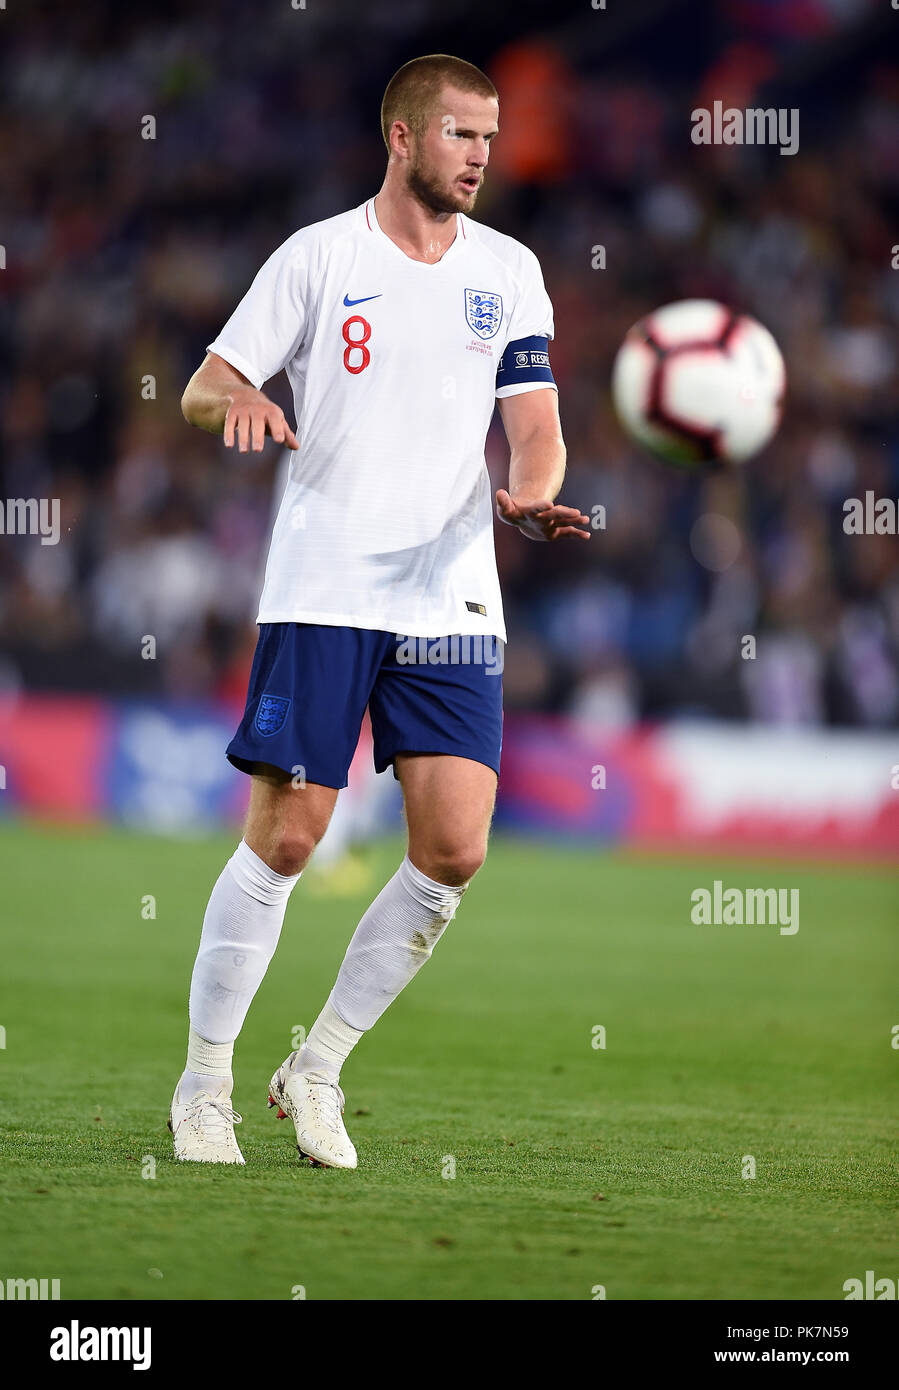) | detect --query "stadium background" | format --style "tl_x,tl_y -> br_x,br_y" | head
0,0 -> 897,1310
1,0 -> 897,855
1,0 -> 898,854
